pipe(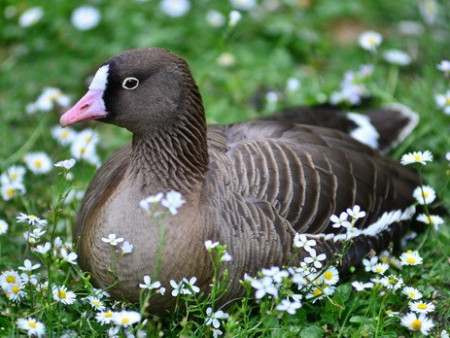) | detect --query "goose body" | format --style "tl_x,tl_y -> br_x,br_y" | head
61,48 -> 419,313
